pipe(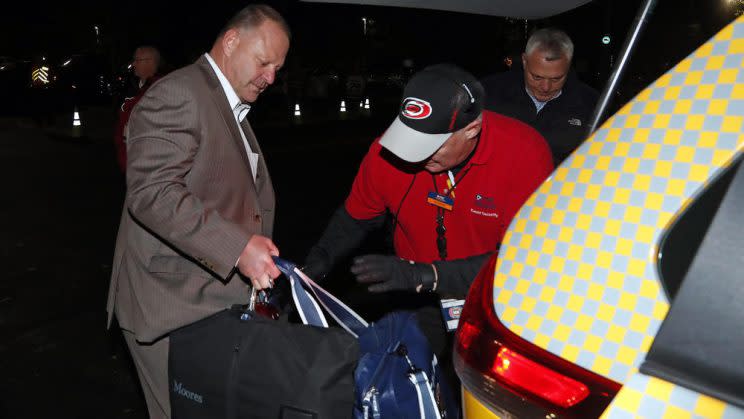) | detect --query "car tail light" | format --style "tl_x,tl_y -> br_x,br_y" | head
492,347 -> 589,408
454,255 -> 621,417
